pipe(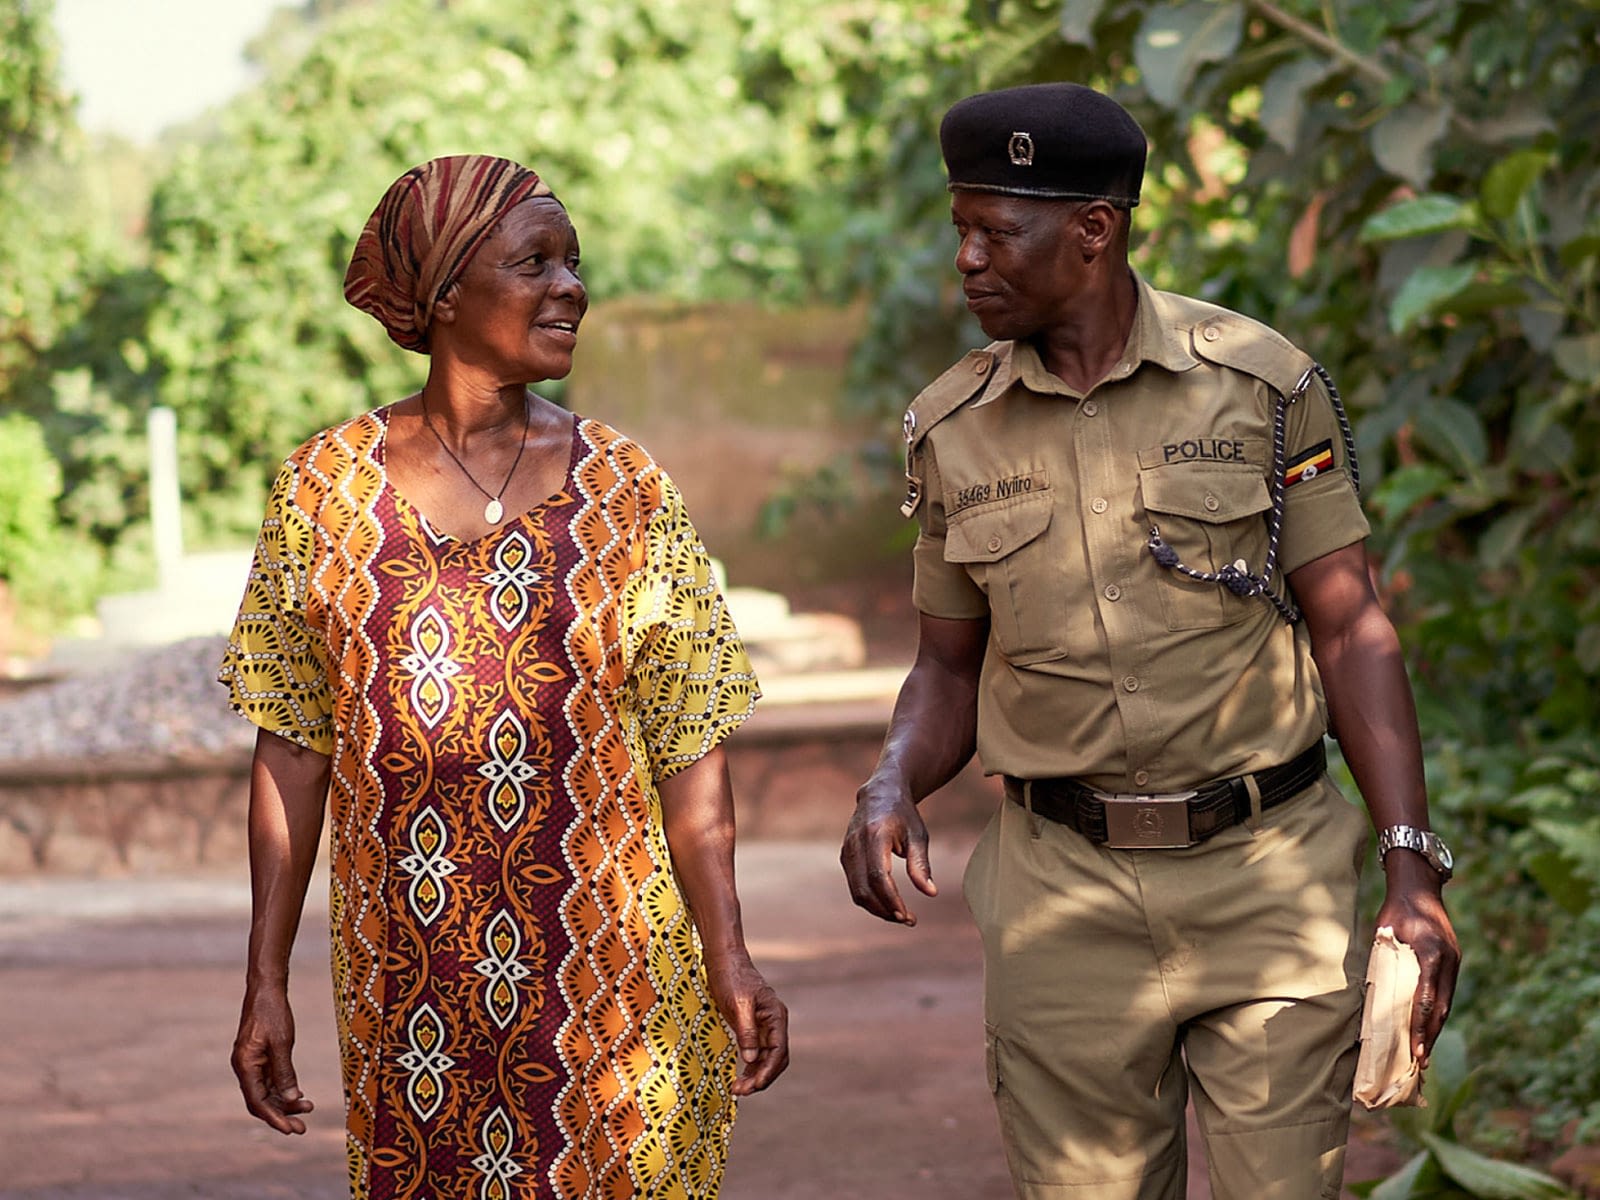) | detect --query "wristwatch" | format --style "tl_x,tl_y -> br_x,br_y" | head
1376,824 -> 1454,881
